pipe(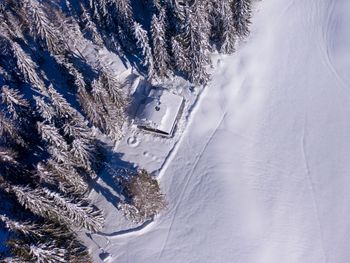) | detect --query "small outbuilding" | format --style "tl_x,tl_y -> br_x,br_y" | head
135,88 -> 184,137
